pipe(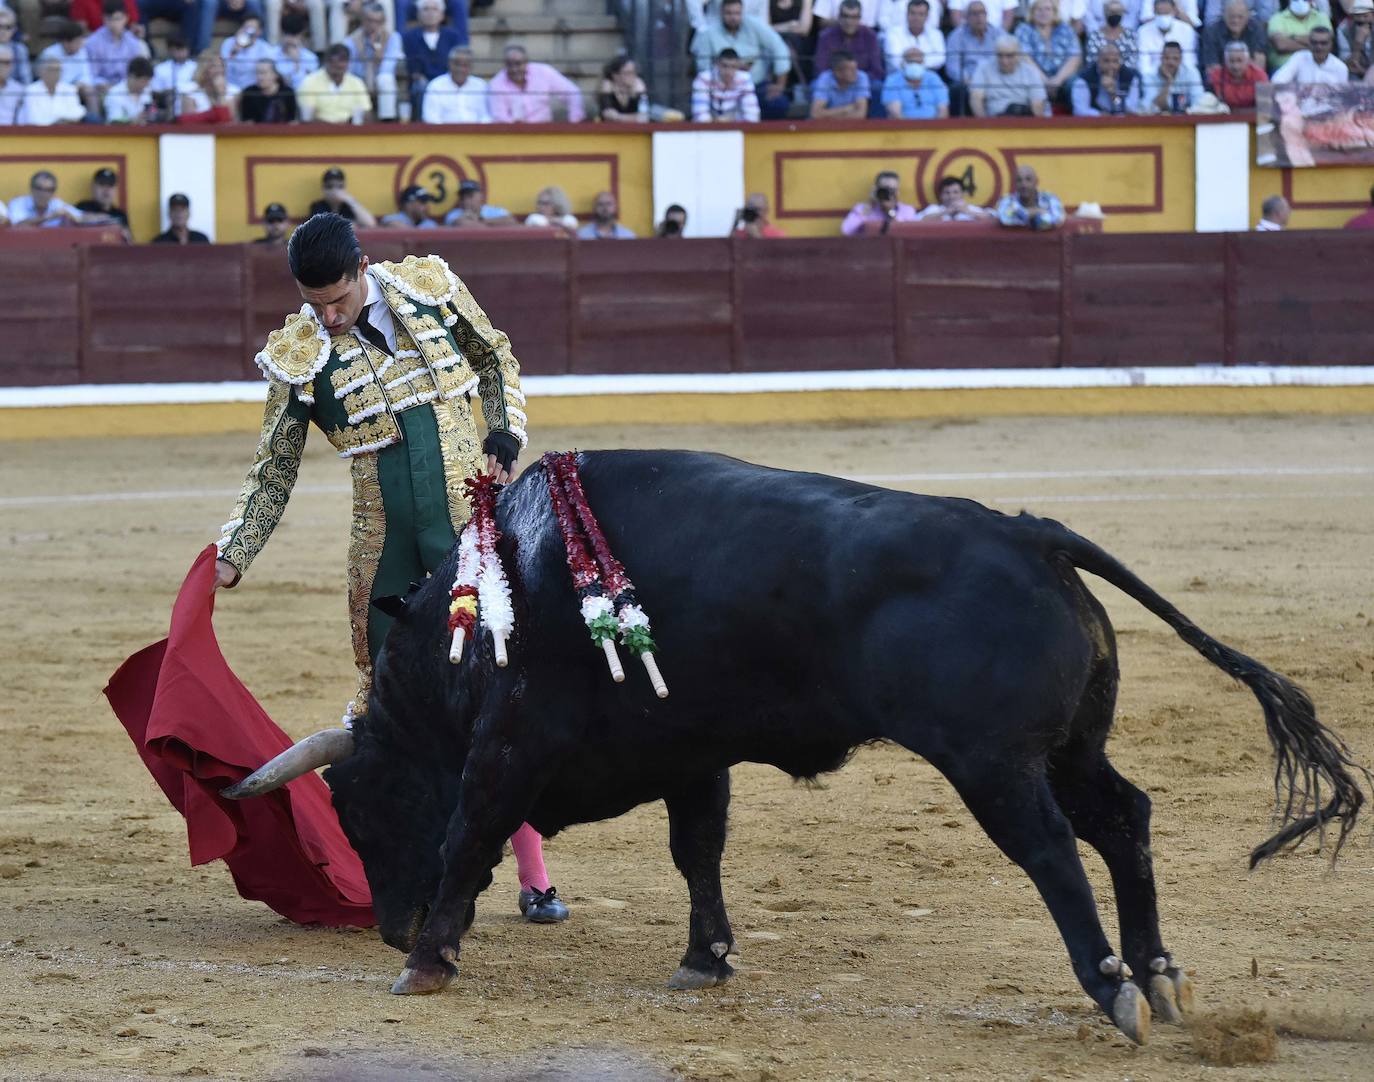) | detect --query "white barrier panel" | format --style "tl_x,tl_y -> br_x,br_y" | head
651,130 -> 746,238
158,133 -> 217,241
1195,122 -> 1251,233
